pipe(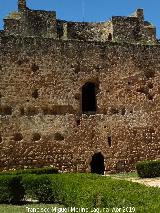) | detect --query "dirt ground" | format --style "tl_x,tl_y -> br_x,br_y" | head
129,177 -> 160,187
106,173 -> 160,188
